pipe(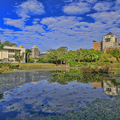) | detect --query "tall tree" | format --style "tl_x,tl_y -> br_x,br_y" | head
47,49 -> 59,65
25,49 -> 32,63
0,40 -> 5,63
63,50 -> 77,63
2,41 -> 17,47
109,48 -> 120,62
76,48 -> 83,62
57,46 -> 68,65
13,51 -> 25,63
